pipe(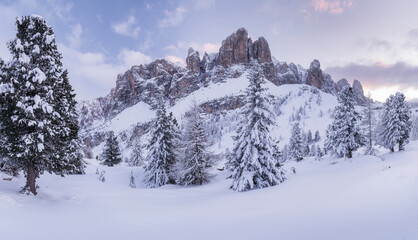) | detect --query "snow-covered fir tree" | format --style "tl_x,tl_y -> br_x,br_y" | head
57,70 -> 85,174
128,138 -> 144,167
314,130 -> 320,142
167,111 -> 182,171
362,93 -> 376,155
129,171 -> 136,188
315,145 -> 324,161
227,65 -> 285,192
288,122 -> 306,161
101,131 -> 122,166
307,130 -> 313,143
281,144 -> 289,162
309,144 -> 316,157
378,92 -> 412,152
143,102 -> 178,188
0,16 -> 84,195
178,101 -> 214,186
325,86 -> 364,158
